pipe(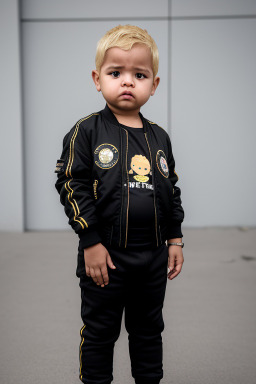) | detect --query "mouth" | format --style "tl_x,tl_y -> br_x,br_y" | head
120,91 -> 134,99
